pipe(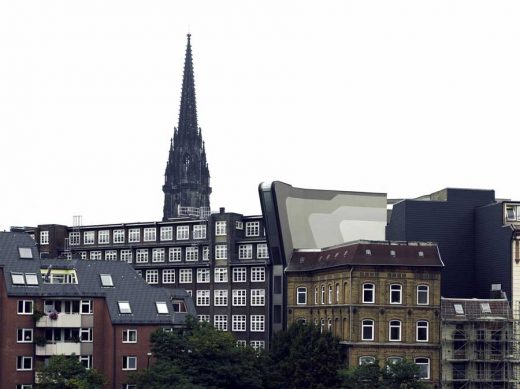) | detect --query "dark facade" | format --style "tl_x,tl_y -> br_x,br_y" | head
163,34 -> 211,221
0,232 -> 194,389
386,188 -> 496,298
24,211 -> 272,350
